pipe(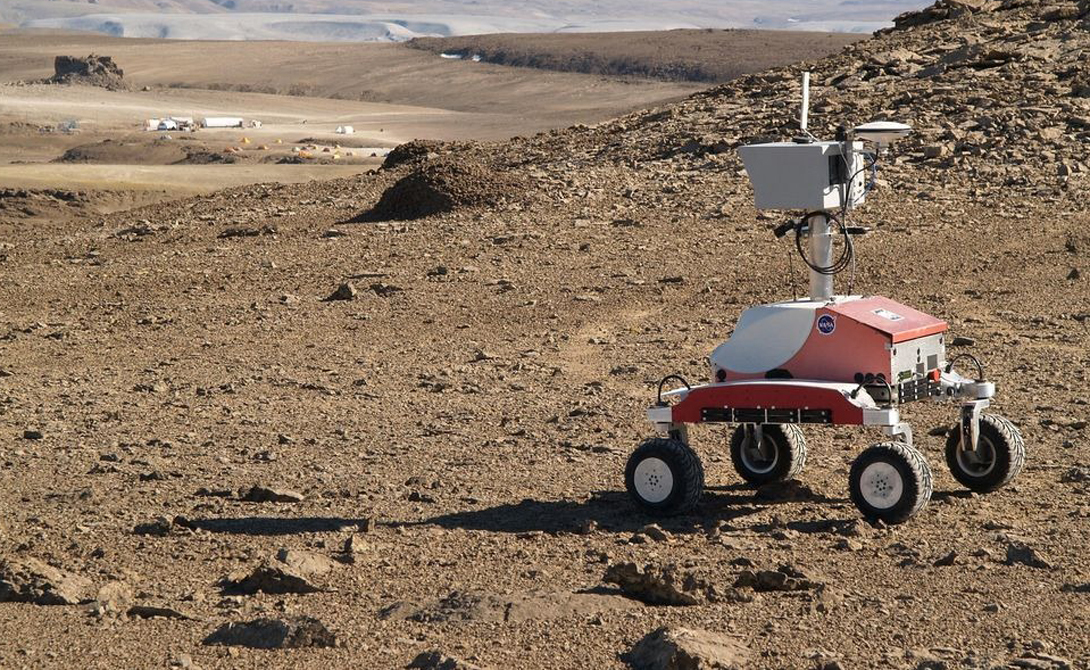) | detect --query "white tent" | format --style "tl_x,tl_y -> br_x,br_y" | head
203,117 -> 244,128
336,125 -> 355,135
